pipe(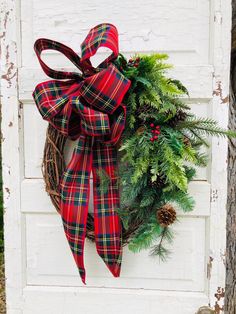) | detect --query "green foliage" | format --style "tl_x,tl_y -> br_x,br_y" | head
149,227 -> 174,261
128,216 -> 163,253
113,52 -> 236,260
